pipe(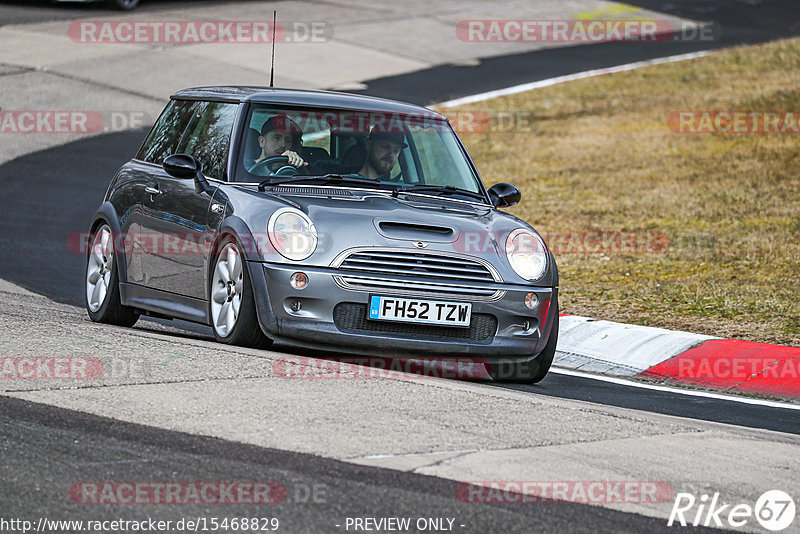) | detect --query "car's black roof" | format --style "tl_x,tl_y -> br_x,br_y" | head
171,86 -> 444,119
